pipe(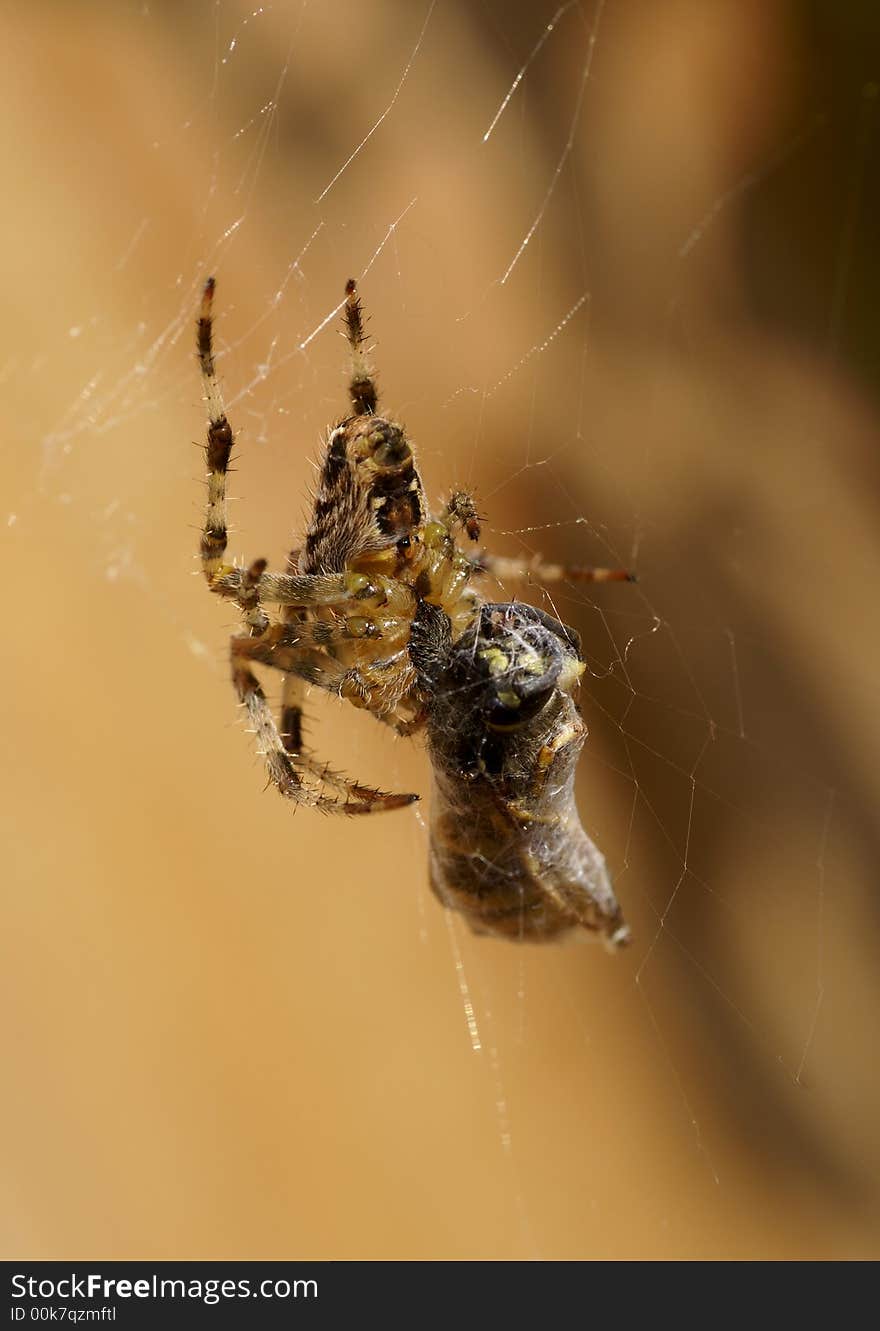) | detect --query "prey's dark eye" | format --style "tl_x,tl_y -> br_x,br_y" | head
397,535 -> 411,552
484,667 -> 559,729
481,641 -> 562,729
444,603 -> 583,734
477,604 -> 582,730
